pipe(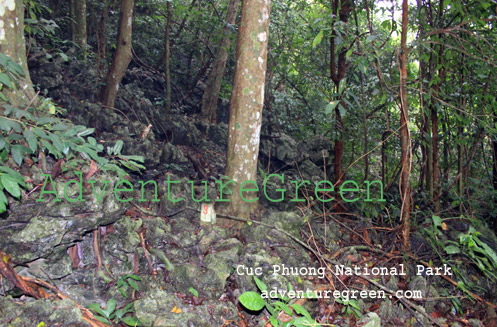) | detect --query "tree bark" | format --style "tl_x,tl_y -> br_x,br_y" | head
329,0 -> 352,191
221,0 -> 271,226
99,0 -> 134,109
399,0 -> 411,250
96,0 -> 111,82
200,0 -> 240,124
164,1 -> 172,112
74,0 -> 87,54
0,0 -> 36,107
